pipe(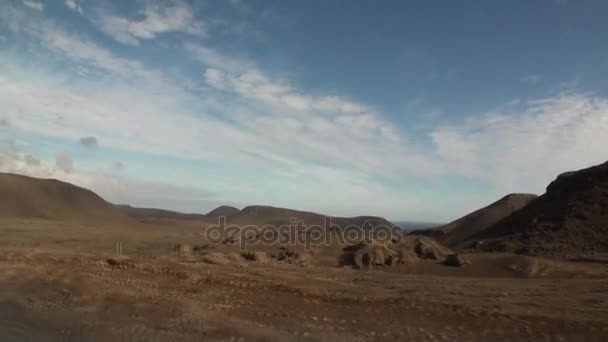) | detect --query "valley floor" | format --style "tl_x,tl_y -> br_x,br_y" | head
0,219 -> 607,341
1,248 -> 607,341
